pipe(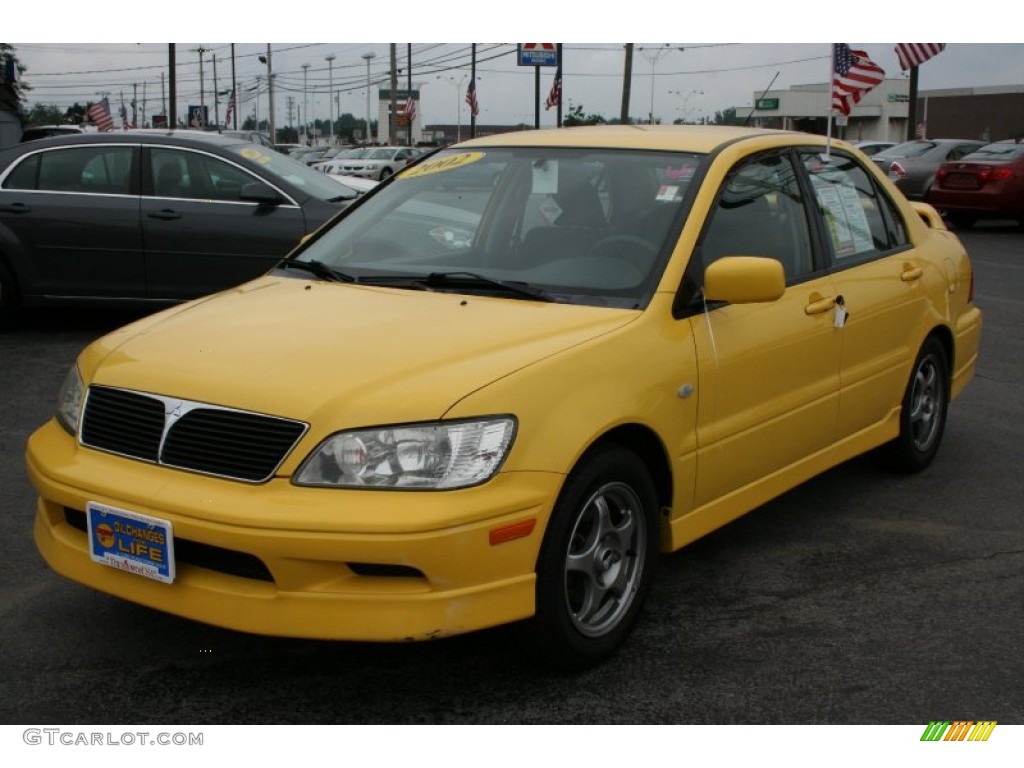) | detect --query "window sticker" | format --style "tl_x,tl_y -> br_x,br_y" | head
539,197 -> 564,224
239,147 -> 272,165
531,160 -> 558,195
656,184 -> 681,202
813,182 -> 874,257
399,151 -> 485,179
